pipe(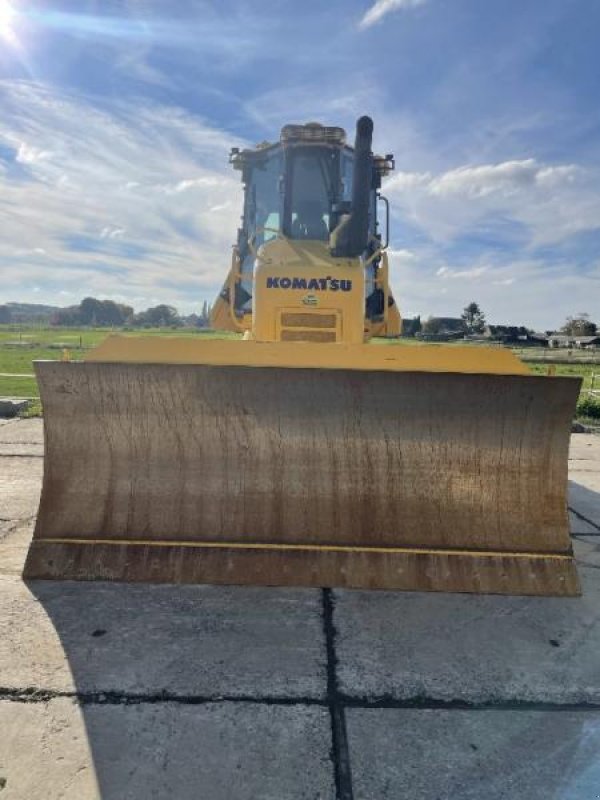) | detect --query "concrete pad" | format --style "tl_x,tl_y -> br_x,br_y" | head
0,698 -> 334,800
569,433 -> 600,461
0,524 -> 34,576
0,420 -> 326,701
333,542 -> 600,704
575,536 -> 600,569
0,419 -> 43,529
0,441 -> 43,456
347,708 -> 600,800
569,509 -> 599,535
0,576 -> 326,698
0,456 -> 42,524
0,417 -> 43,445
0,419 -> 42,554
569,433 -> 600,528
569,481 -> 600,529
